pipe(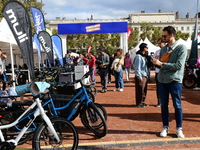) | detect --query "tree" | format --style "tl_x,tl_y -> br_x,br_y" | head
52,29 -> 58,35
140,22 -> 154,40
0,0 -> 44,34
128,29 -> 139,50
0,0 -> 9,20
175,31 -> 189,40
151,28 -> 162,45
0,0 -> 44,20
